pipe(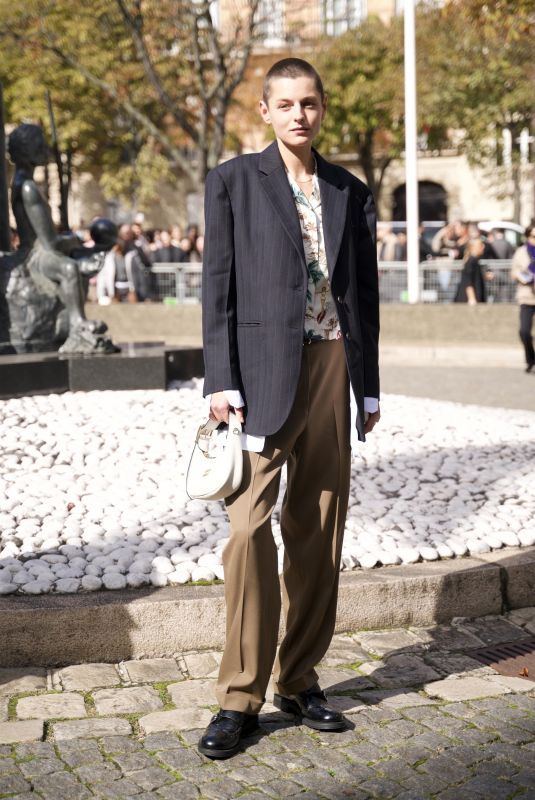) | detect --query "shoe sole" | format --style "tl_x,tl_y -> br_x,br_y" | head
197,718 -> 260,760
273,694 -> 347,731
